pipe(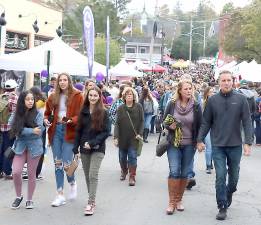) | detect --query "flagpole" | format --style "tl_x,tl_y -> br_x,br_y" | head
106,16 -> 110,85
130,19 -> 133,37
